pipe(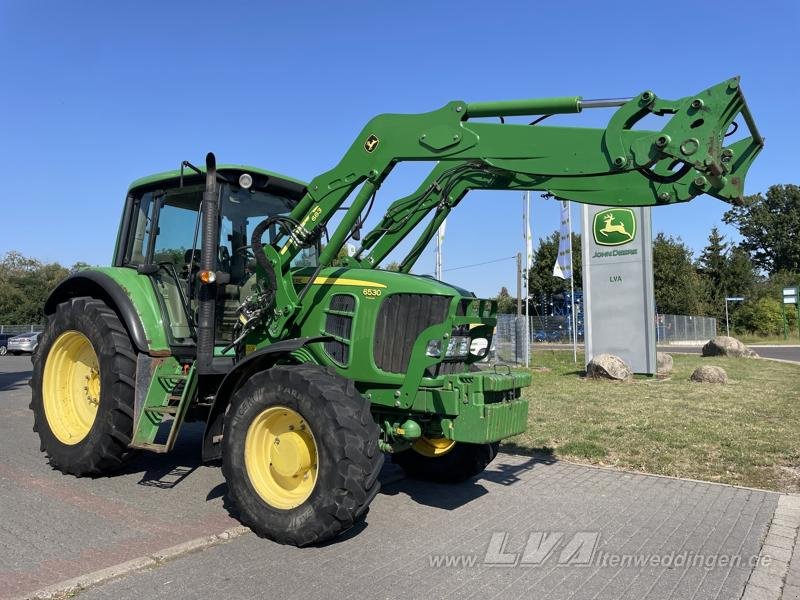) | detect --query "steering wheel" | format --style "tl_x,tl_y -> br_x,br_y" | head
234,245 -> 255,261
